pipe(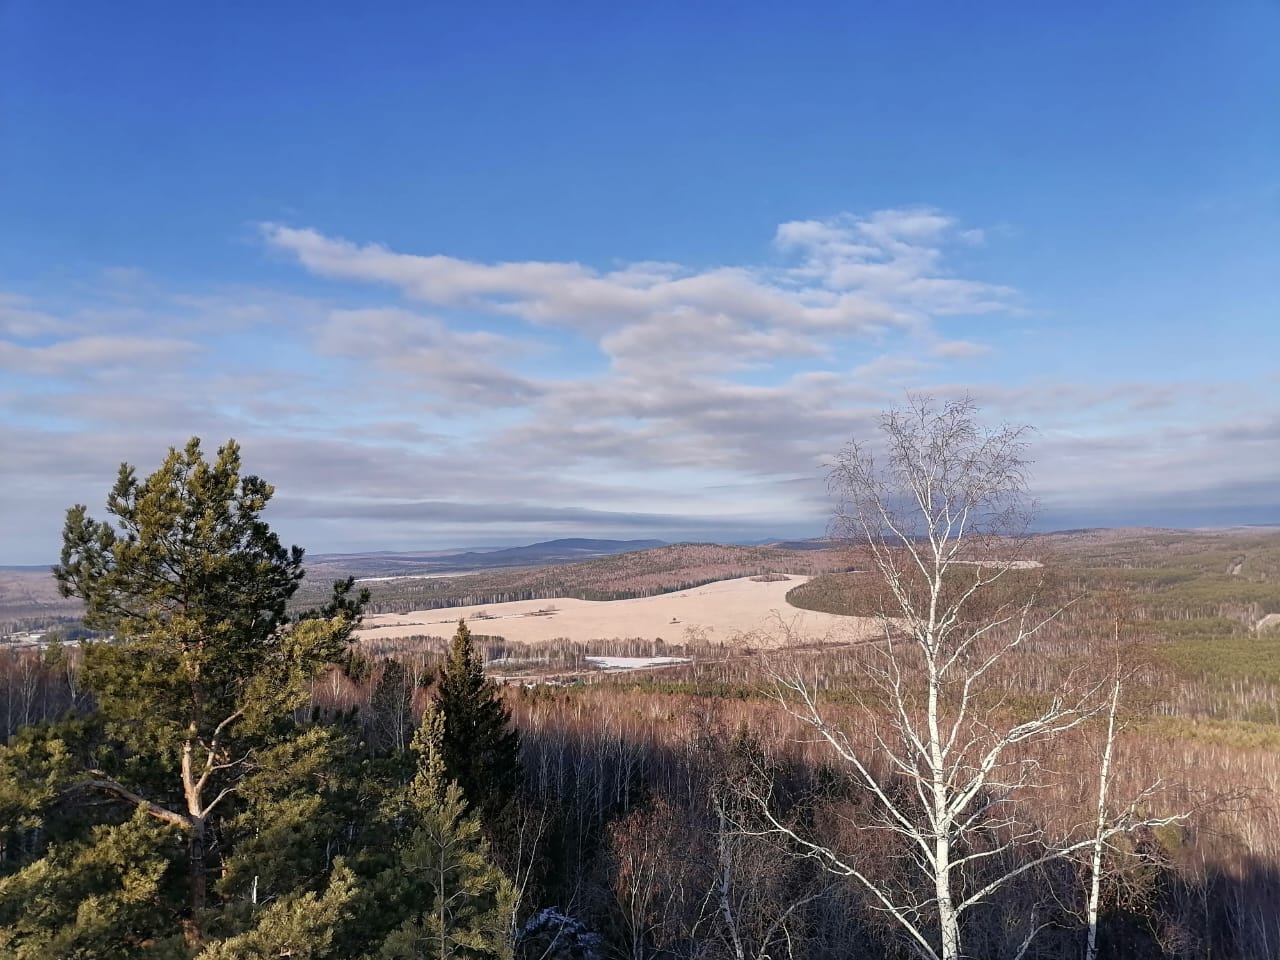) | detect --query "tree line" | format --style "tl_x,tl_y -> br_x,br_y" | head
2,403 -> 1277,959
